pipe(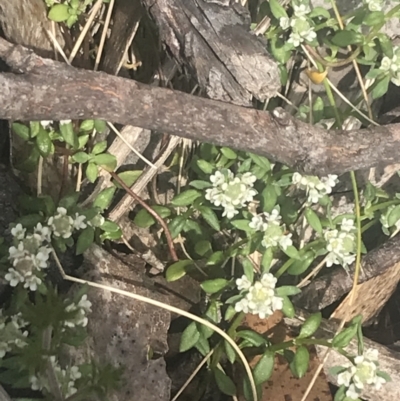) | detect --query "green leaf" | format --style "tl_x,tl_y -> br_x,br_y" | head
195,331 -> 211,356
48,4 -> 70,22
195,240 -> 212,256
197,159 -> 214,174
387,204 -> 400,227
201,278 -> 229,294
236,330 -> 266,347
270,37 -> 292,64
287,251 -> 315,275
364,11 -> 384,27
189,180 -> 211,190
198,206 -> 220,231
76,226 -> 95,255
16,146 -> 40,172
334,385 -> 347,401
305,208 -> 323,233
207,251 -> 225,265
231,219 -> 252,232
86,162 -> 98,183
224,340 -> 236,364
331,30 -> 364,46
298,313 -> 322,339
72,151 -> 89,163
100,220 -> 120,233
312,97 -> 324,123
180,322 -> 200,352
213,369 -> 236,396
92,141 -> 108,155
78,134 -> 89,149
377,33 -> 393,58
166,259 -> 193,282
281,296 -> 295,318
332,325 -> 358,348
30,121 -> 40,138
242,258 -> 254,283
94,119 -> 107,133
114,170 -> 142,188
171,189 -> 201,206
134,209 -> 156,228
36,129 -> 52,157
168,215 -> 186,238
253,351 -> 274,384
269,0 -> 288,19
291,346 -> 310,378
93,153 -> 117,171
220,147 -> 237,160
275,286 -> 301,296
93,187 -> 116,212
60,120 -> 79,148
282,246 -> 300,260
262,184 -> 278,212
12,122 -> 30,141
249,153 -> 271,172
59,192 -> 80,210
309,7 -> 331,19
261,248 -> 274,272
80,119 -> 95,132
17,214 -> 43,229
372,75 -> 390,99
